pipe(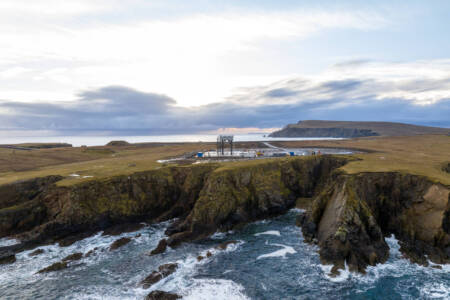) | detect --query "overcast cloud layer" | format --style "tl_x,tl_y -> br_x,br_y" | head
1,1 -> 450,135
1,59 -> 449,134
